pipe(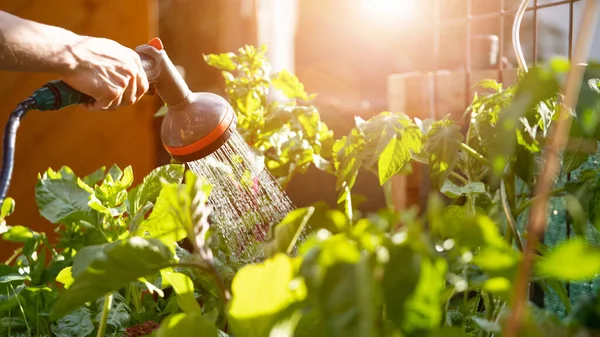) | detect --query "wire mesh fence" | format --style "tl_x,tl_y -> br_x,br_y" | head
417,0 -> 593,317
